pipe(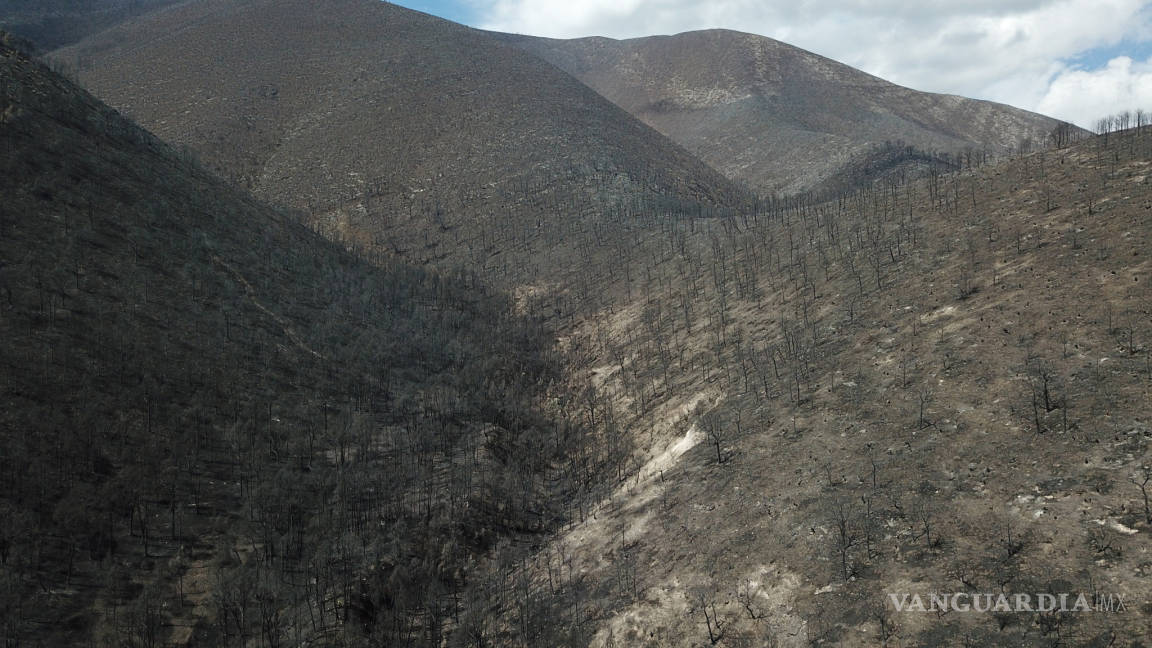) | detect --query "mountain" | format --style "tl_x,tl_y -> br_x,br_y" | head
16,3 -> 1152,646
0,0 -> 183,50
0,32 -> 612,646
473,122 -> 1152,646
498,29 -> 1078,194
53,0 -> 754,281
